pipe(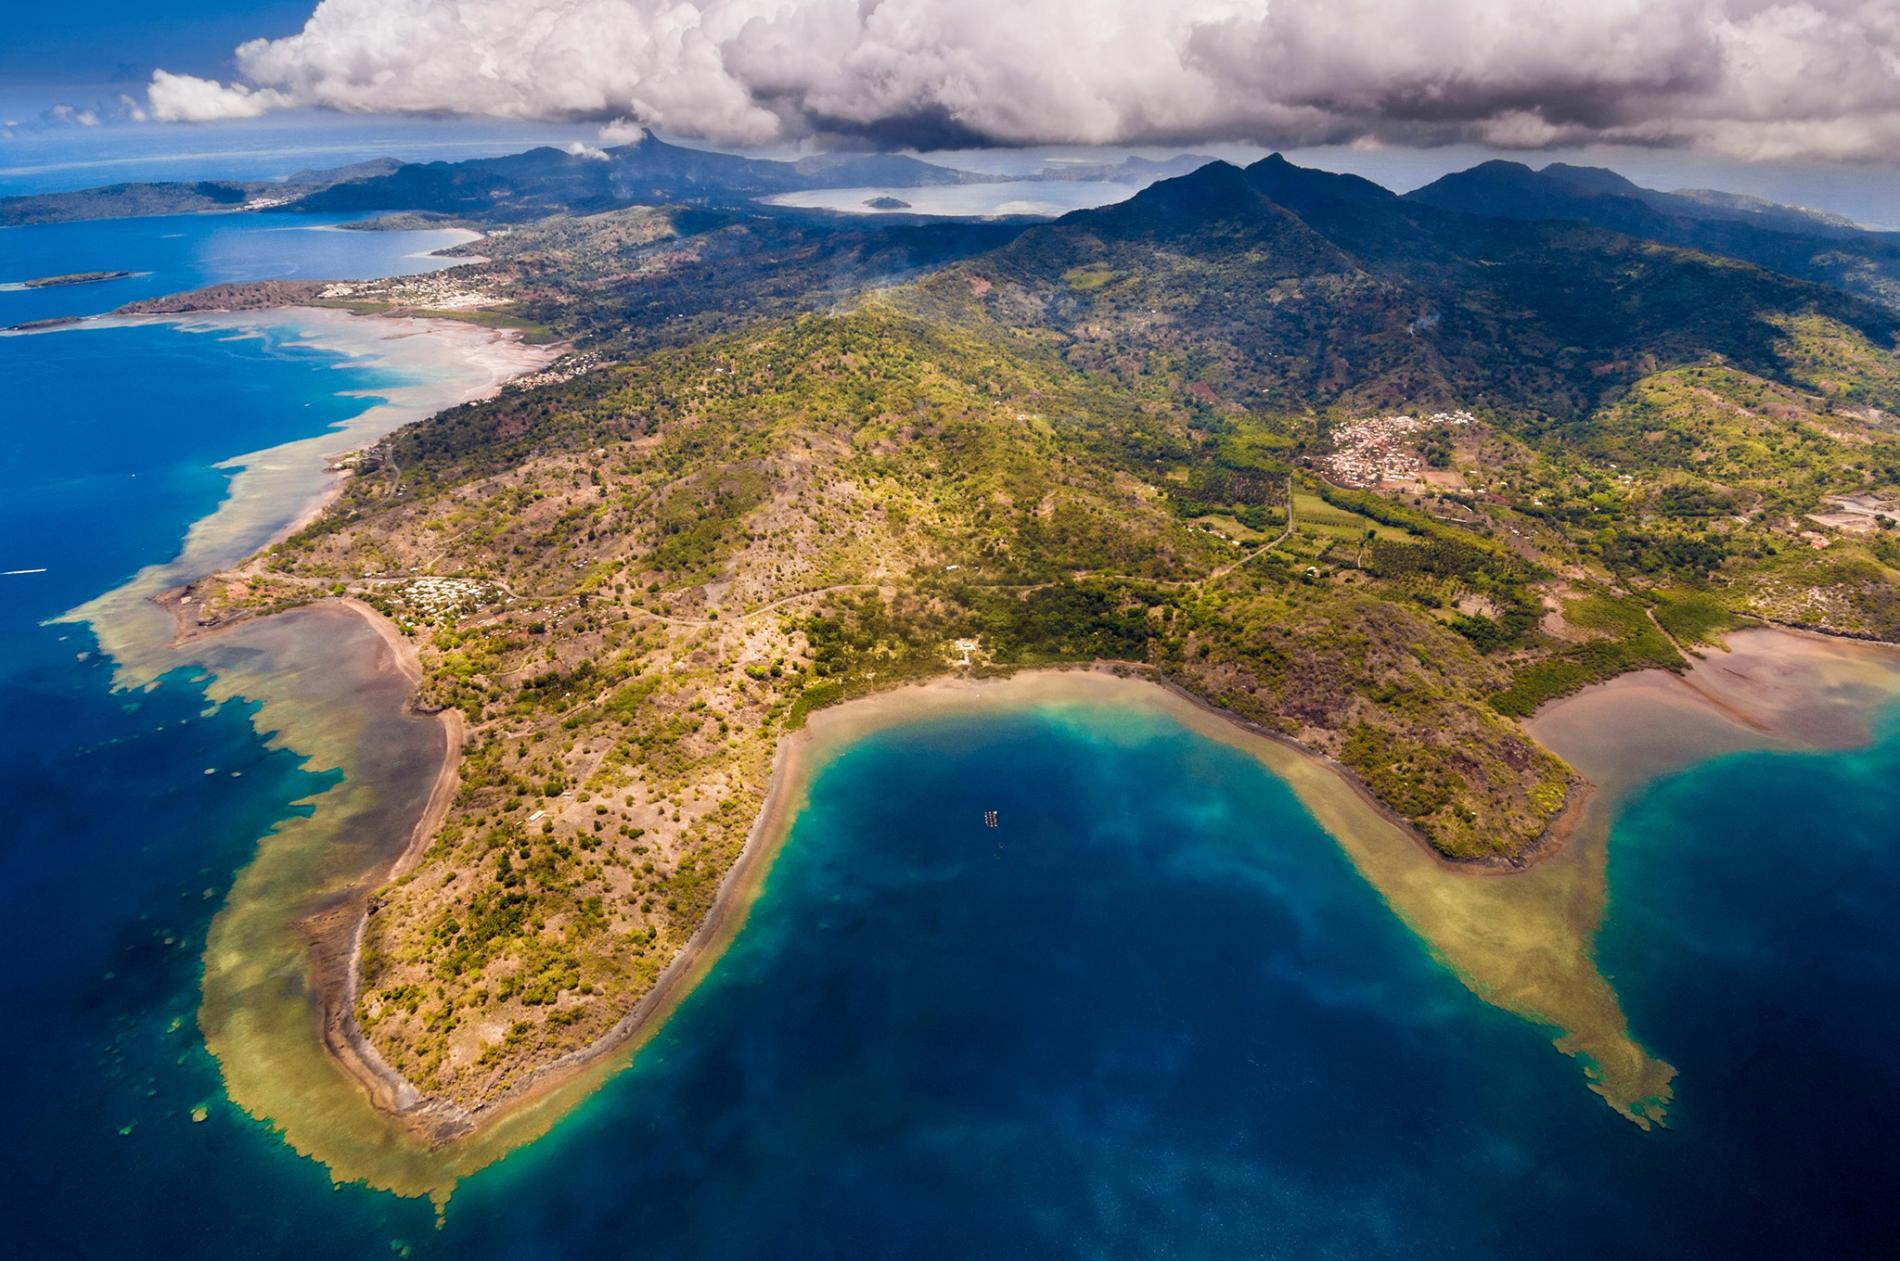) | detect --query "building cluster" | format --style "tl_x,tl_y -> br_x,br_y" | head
319,272 -> 501,311
1320,410 -> 1474,488
511,351 -> 607,392
400,576 -> 497,620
